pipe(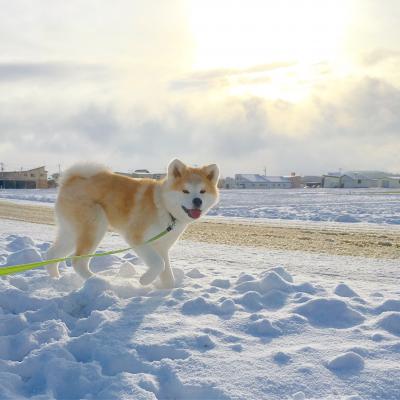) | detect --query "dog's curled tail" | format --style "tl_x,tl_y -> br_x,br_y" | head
59,162 -> 110,187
